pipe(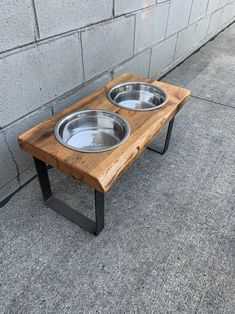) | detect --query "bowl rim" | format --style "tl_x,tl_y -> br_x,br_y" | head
107,81 -> 169,111
54,109 -> 131,153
